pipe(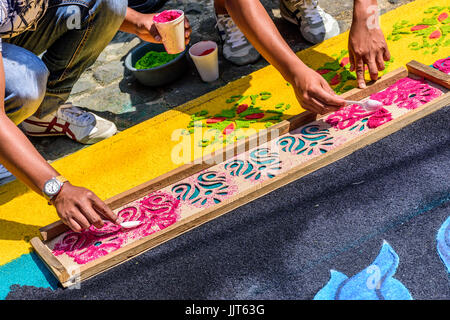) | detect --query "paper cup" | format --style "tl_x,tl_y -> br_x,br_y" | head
154,10 -> 185,54
189,41 -> 219,82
